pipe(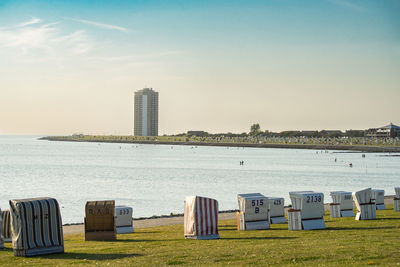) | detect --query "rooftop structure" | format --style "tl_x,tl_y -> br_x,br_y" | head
366,123 -> 400,138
